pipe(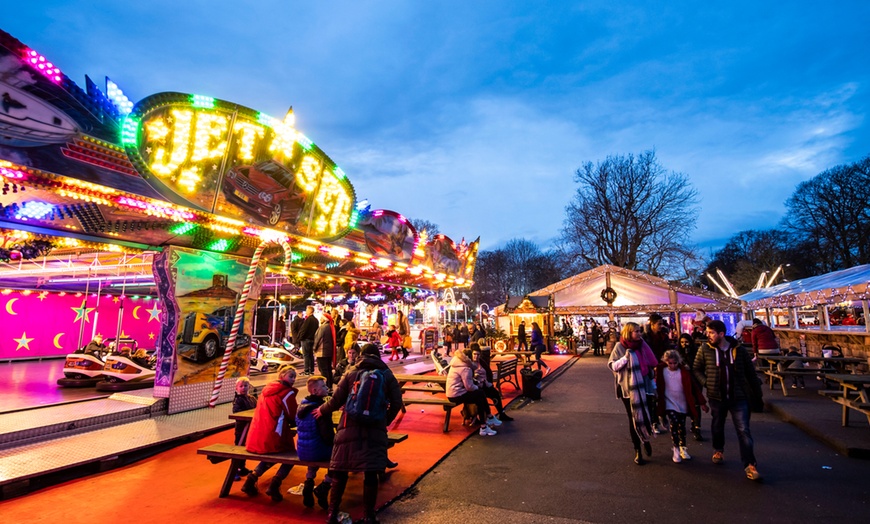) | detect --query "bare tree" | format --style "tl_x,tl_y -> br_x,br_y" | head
561,150 -> 700,279
701,229 -> 794,294
409,218 -> 440,238
782,156 -> 870,272
471,239 -> 567,309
